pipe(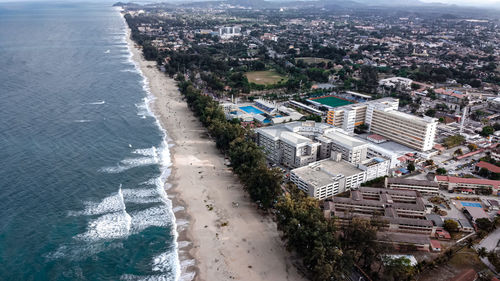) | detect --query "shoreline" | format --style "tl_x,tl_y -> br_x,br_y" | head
125,20 -> 306,281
